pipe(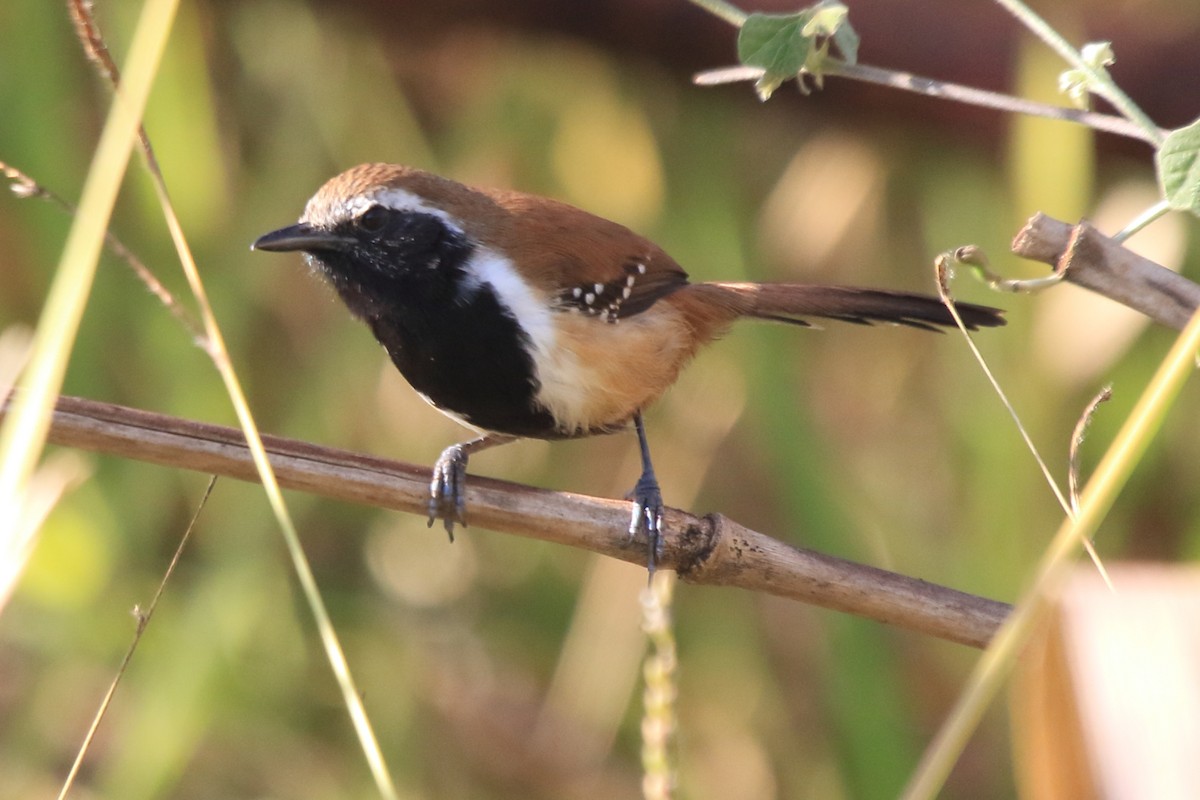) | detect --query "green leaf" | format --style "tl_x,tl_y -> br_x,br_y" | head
830,12 -> 859,65
804,0 -> 857,64
1156,118 -> 1200,214
738,12 -> 813,100
735,3 -> 858,100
